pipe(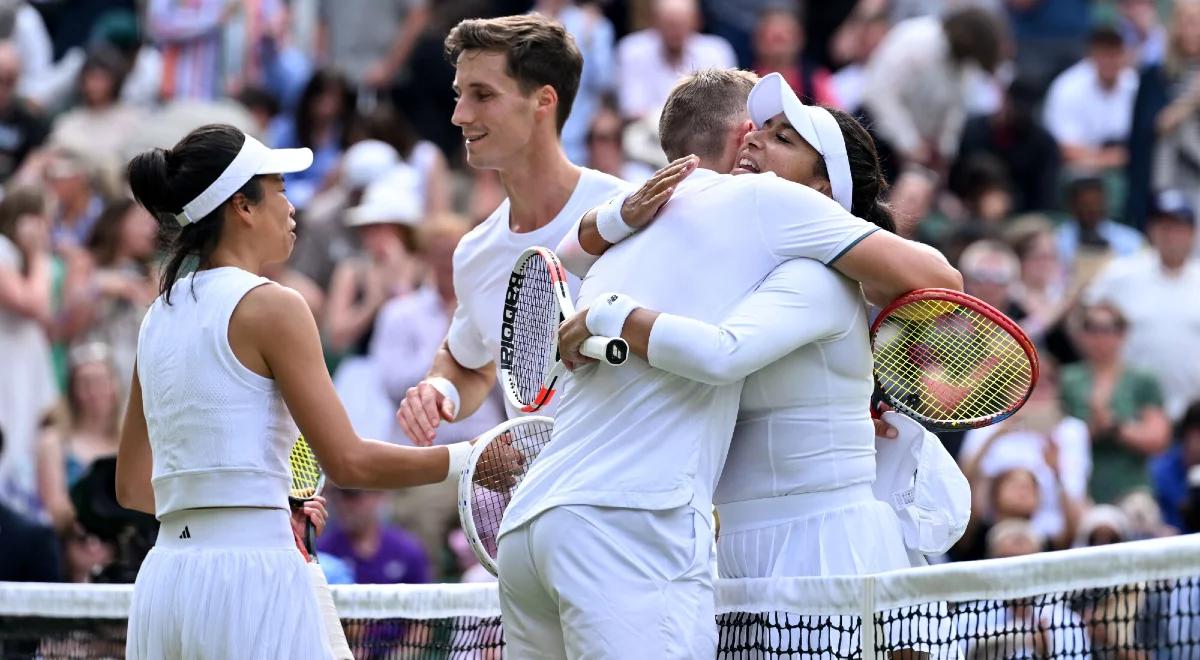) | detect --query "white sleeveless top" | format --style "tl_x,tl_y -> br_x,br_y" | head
136,267 -> 298,518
